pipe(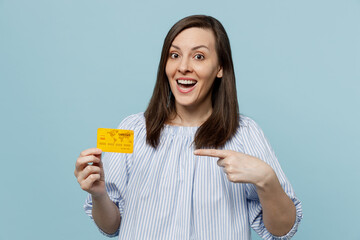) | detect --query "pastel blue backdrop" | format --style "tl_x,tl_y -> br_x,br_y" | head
1,0 -> 359,239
